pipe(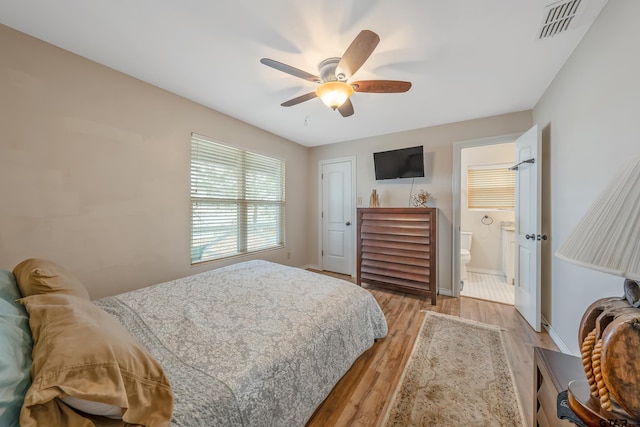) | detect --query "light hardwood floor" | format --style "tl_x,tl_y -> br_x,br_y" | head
306,274 -> 560,427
